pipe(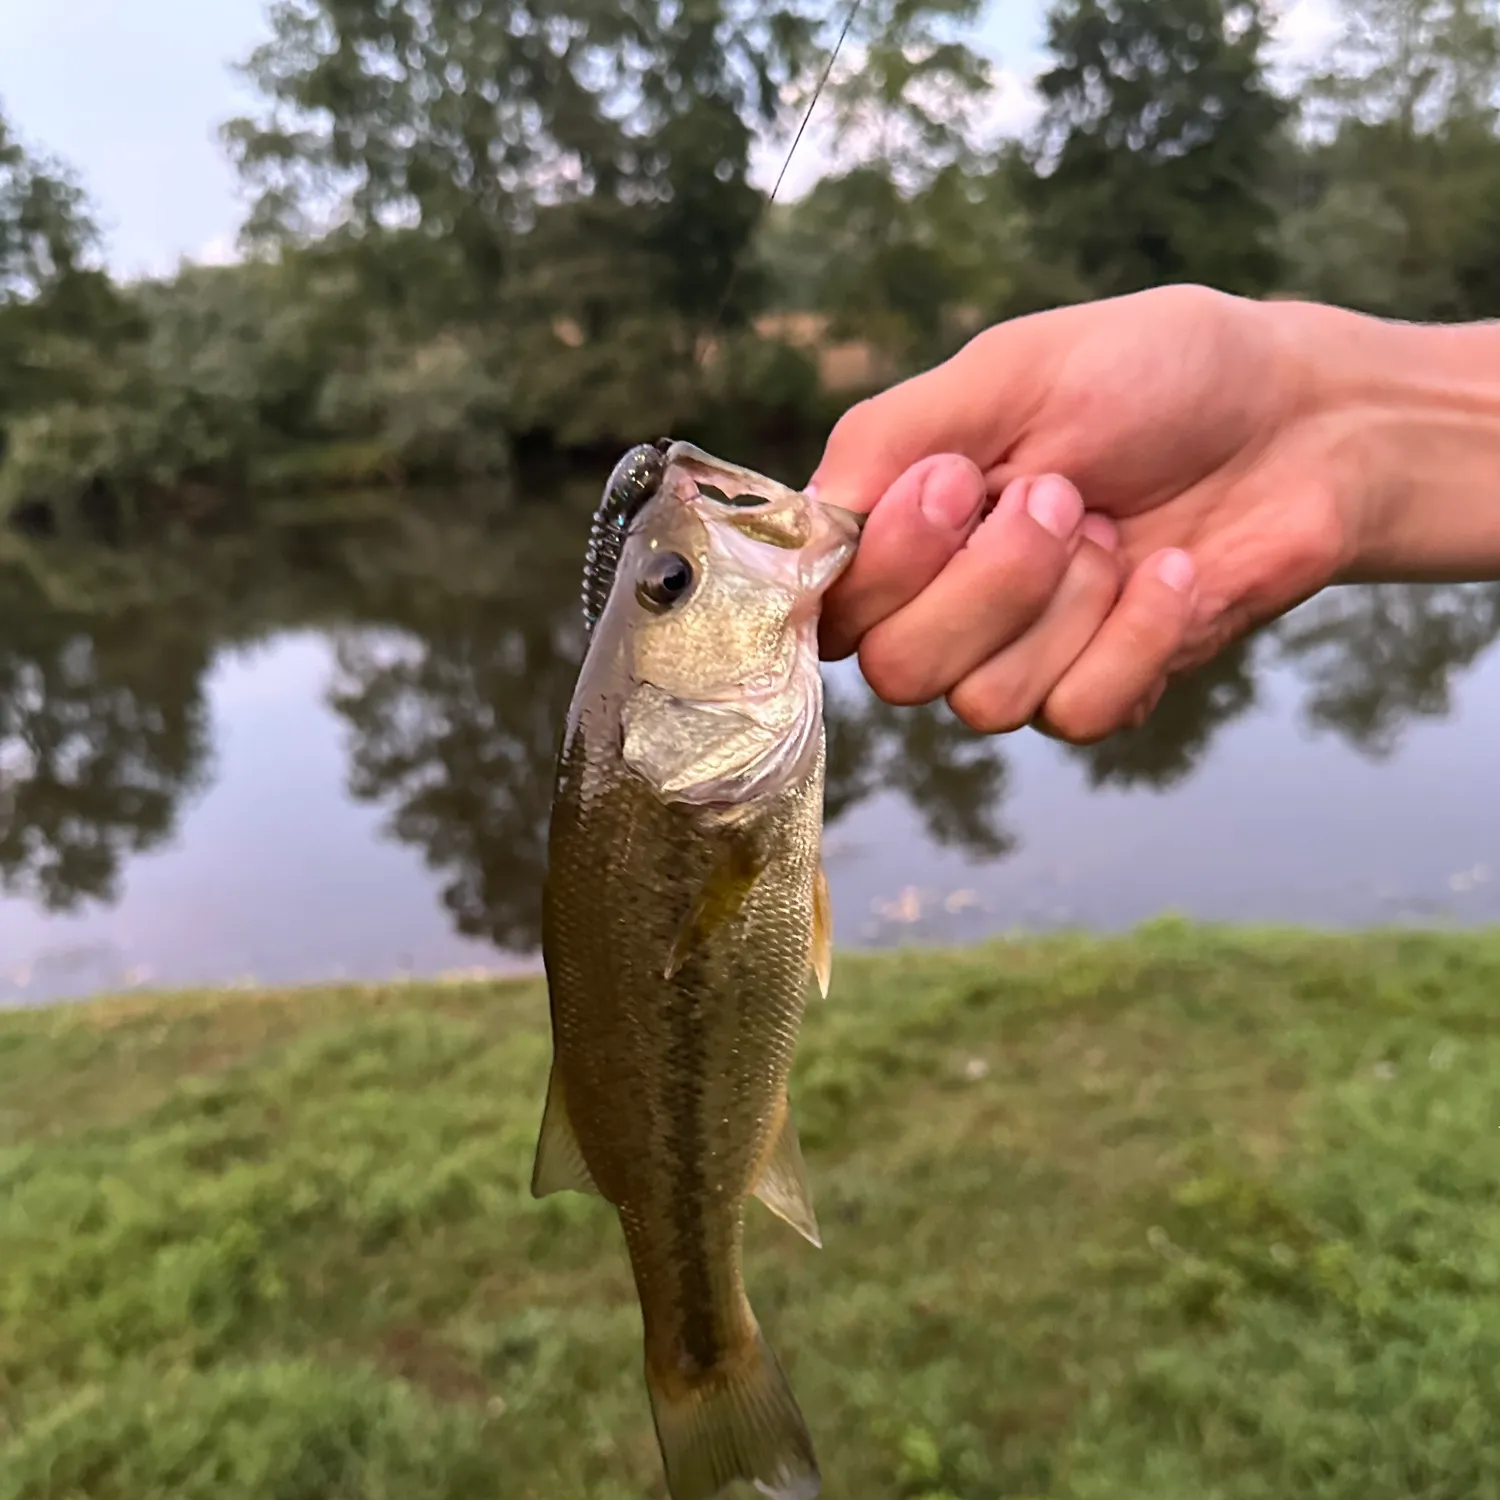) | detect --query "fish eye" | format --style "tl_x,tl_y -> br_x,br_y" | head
636,551 -> 696,613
